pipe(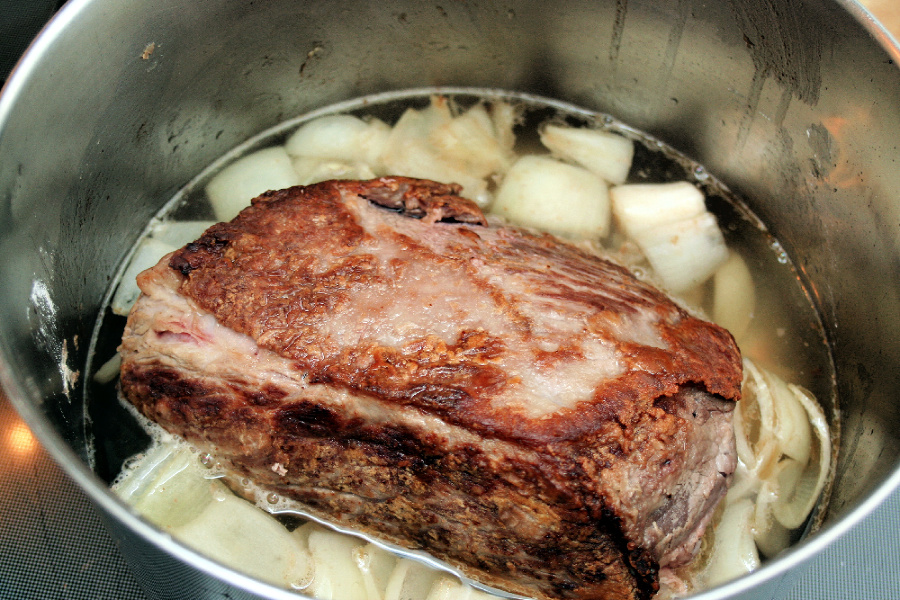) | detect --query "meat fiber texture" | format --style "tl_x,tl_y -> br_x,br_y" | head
119,177 -> 741,600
